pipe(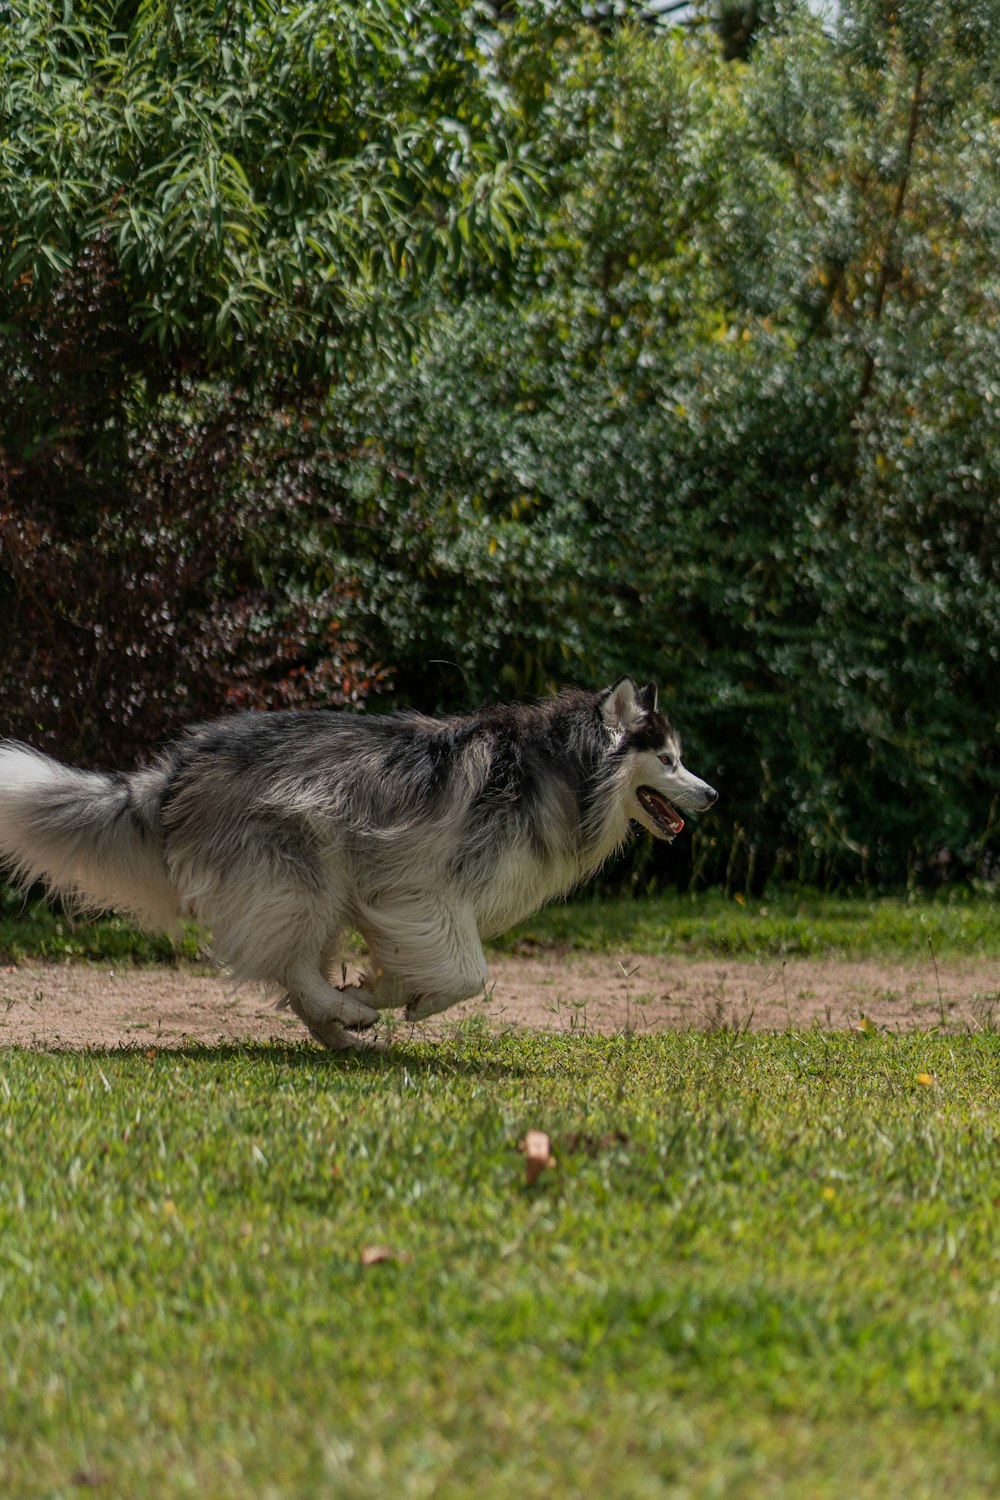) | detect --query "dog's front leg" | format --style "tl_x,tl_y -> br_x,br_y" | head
279,959 -> 382,1049
282,991 -> 385,1051
358,896 -> 490,1021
